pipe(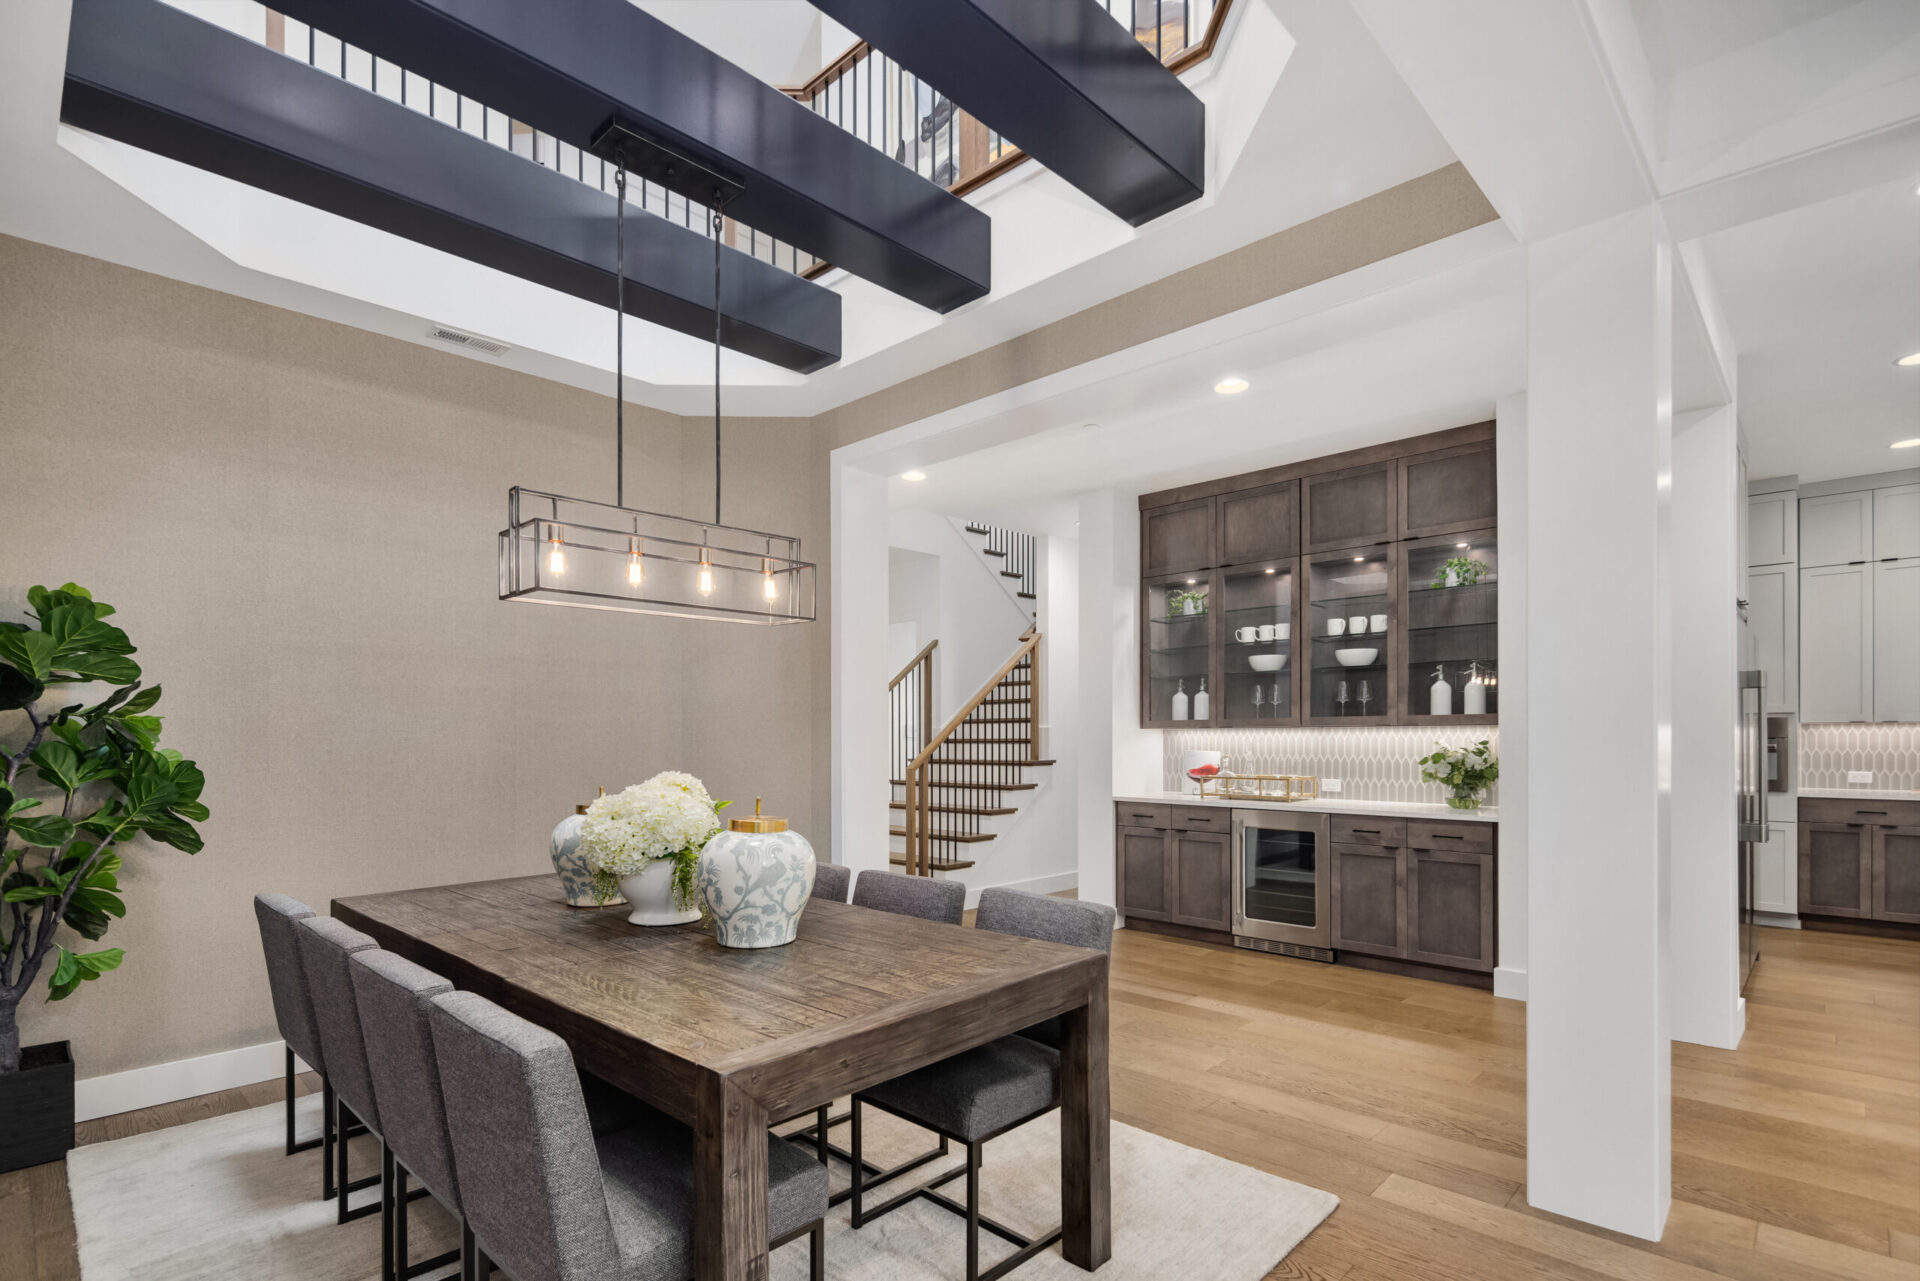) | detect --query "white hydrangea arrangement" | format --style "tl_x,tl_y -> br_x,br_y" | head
580,771 -> 730,909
